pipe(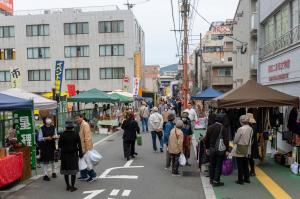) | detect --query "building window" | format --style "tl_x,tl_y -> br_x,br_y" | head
64,22 -> 89,35
228,57 -> 232,62
65,68 -> 90,80
0,71 -> 11,82
27,47 -> 50,59
99,44 -> 124,56
26,24 -> 49,36
0,26 -> 14,38
218,68 -> 232,77
64,46 -> 89,58
100,67 -> 125,79
99,21 -> 124,33
0,49 -> 15,60
28,69 -> 51,81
